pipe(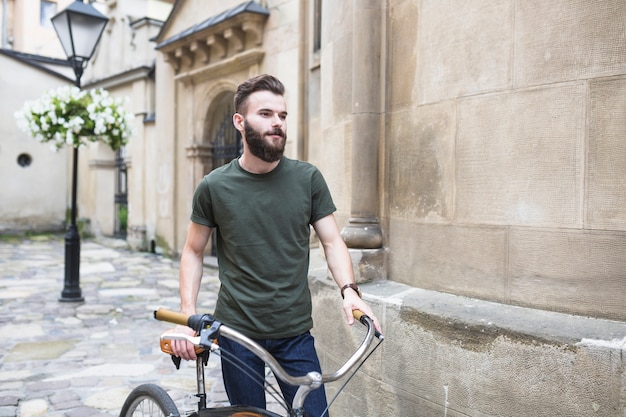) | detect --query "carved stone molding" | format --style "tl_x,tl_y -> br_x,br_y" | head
156,3 -> 269,74
185,143 -> 213,160
207,34 -> 227,59
189,40 -> 210,64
